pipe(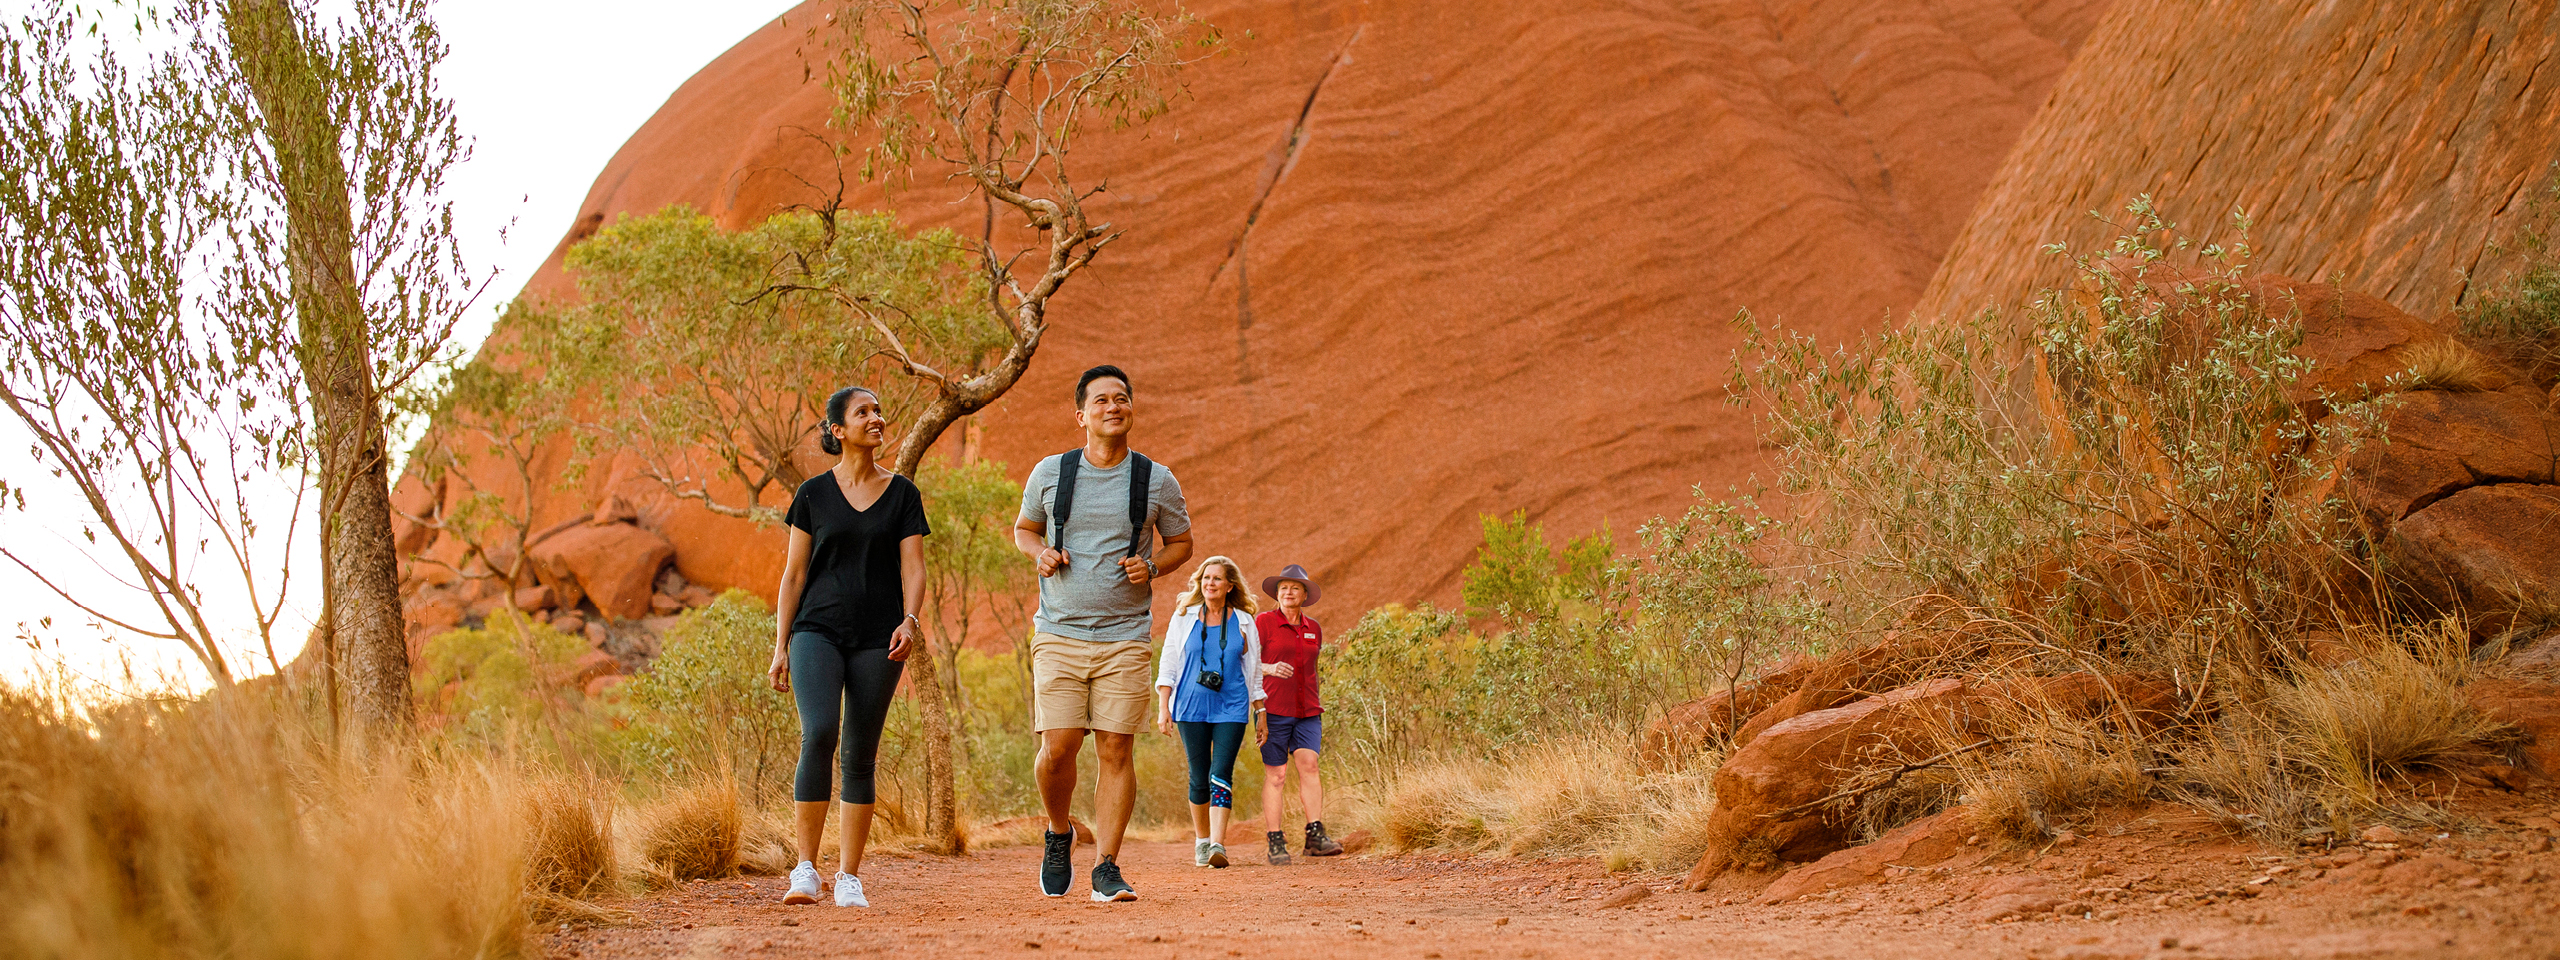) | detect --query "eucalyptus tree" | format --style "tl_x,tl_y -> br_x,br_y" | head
538,206 -> 992,522
0,0 -> 477,738
197,0 -> 481,737
0,4 -> 301,686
